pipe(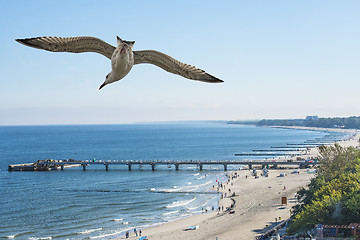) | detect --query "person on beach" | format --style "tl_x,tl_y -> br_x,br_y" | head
139,229 -> 142,236
126,231 -> 129,238
134,228 -> 137,237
